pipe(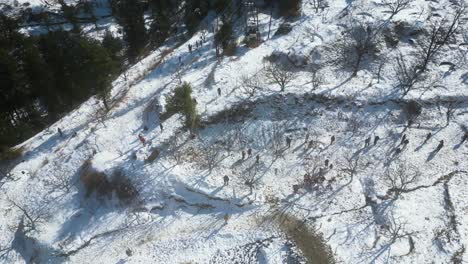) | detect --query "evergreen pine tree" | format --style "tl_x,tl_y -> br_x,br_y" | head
166,82 -> 199,130
113,0 -> 148,62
